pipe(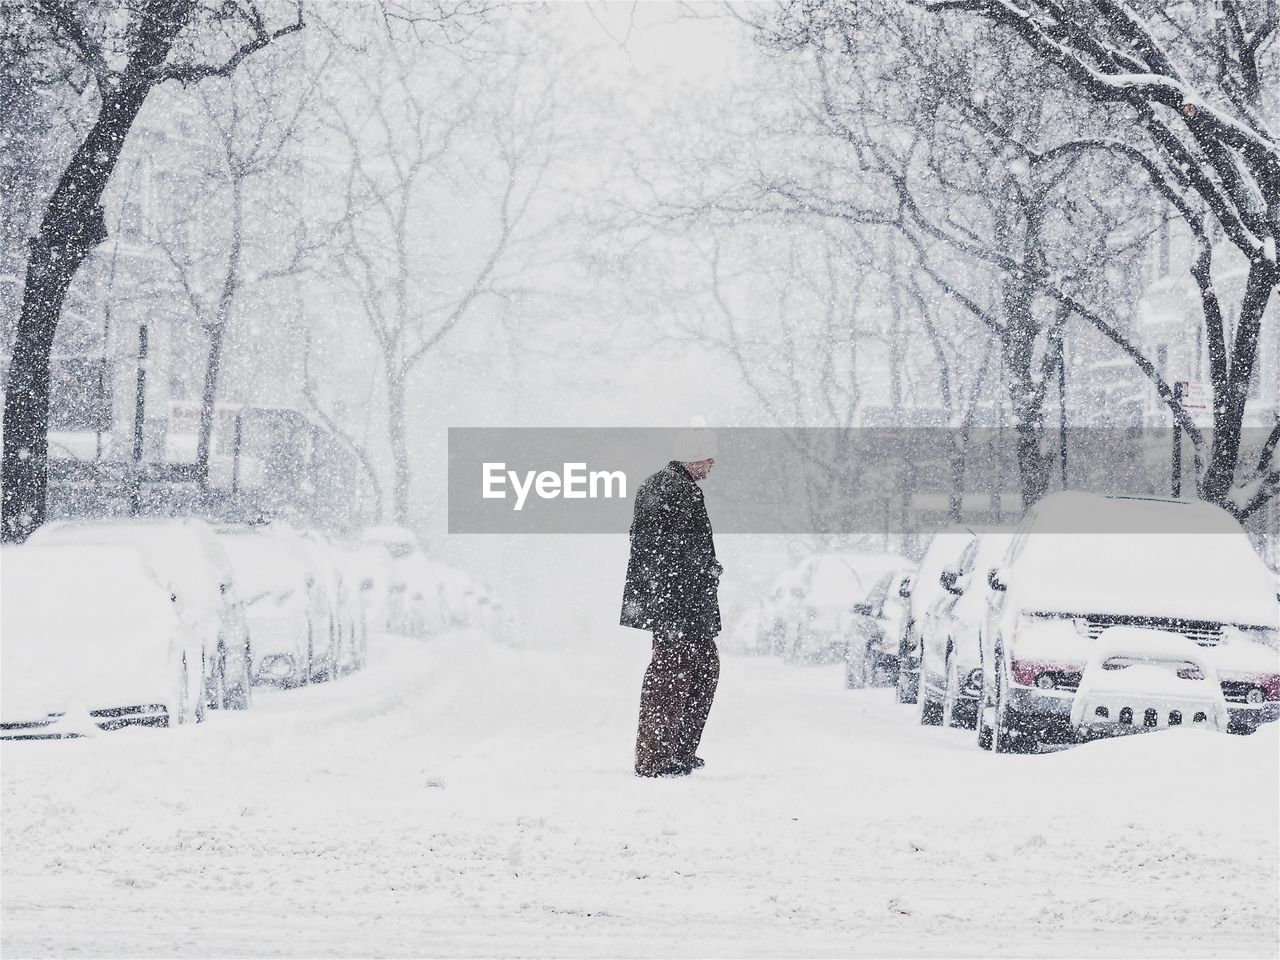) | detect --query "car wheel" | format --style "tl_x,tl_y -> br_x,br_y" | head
918,652 -> 943,725
844,661 -> 859,689
171,655 -> 189,727
991,652 -> 1033,754
895,663 -> 917,704
206,641 -> 228,711
845,638 -> 867,688
187,652 -> 206,725
976,691 -> 994,750
302,618 -> 315,686
942,647 -> 976,730
224,638 -> 253,710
